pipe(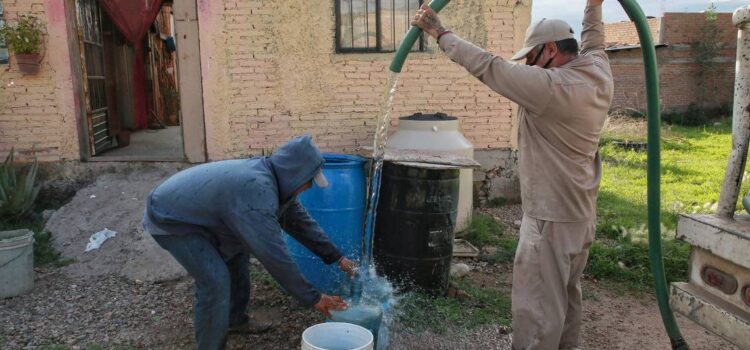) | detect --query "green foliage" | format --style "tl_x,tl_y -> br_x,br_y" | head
399,278 -> 511,333
0,148 -> 40,220
585,237 -> 690,290
0,15 -> 44,54
691,3 -> 722,105
0,215 -> 71,267
662,103 -> 708,126
599,119 -> 733,232
464,213 -> 505,248
482,237 -> 518,265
